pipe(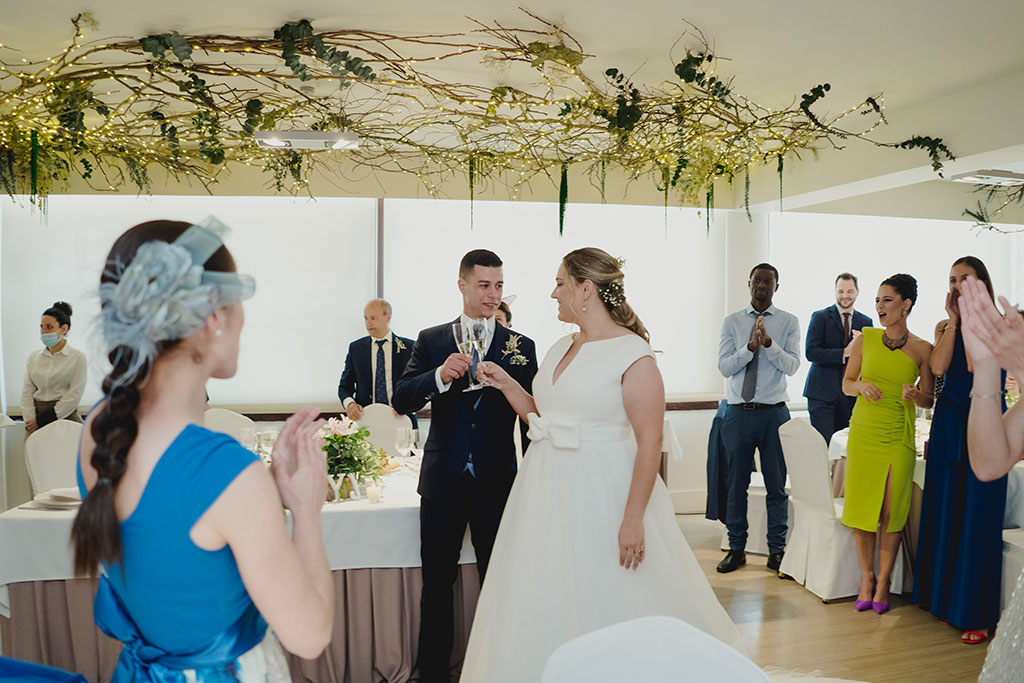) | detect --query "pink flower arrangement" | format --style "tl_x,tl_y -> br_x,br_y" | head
324,415 -> 360,437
